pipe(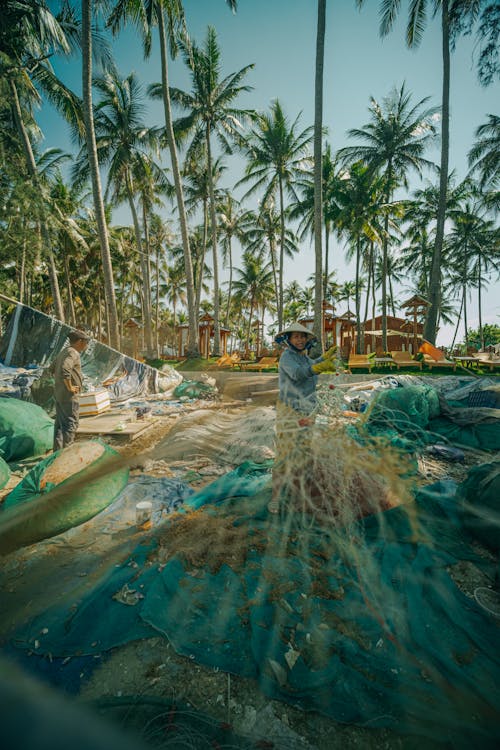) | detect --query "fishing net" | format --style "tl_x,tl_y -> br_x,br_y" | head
5,374 -> 499,748
0,369 -> 498,747
172,379 -> 218,400
0,396 -> 53,461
